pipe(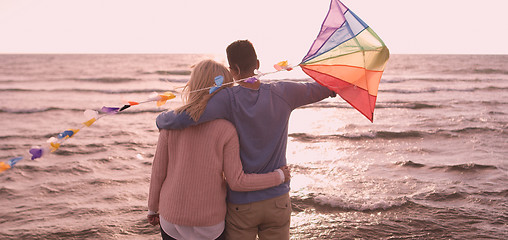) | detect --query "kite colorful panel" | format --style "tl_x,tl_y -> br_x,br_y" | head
300,0 -> 389,122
